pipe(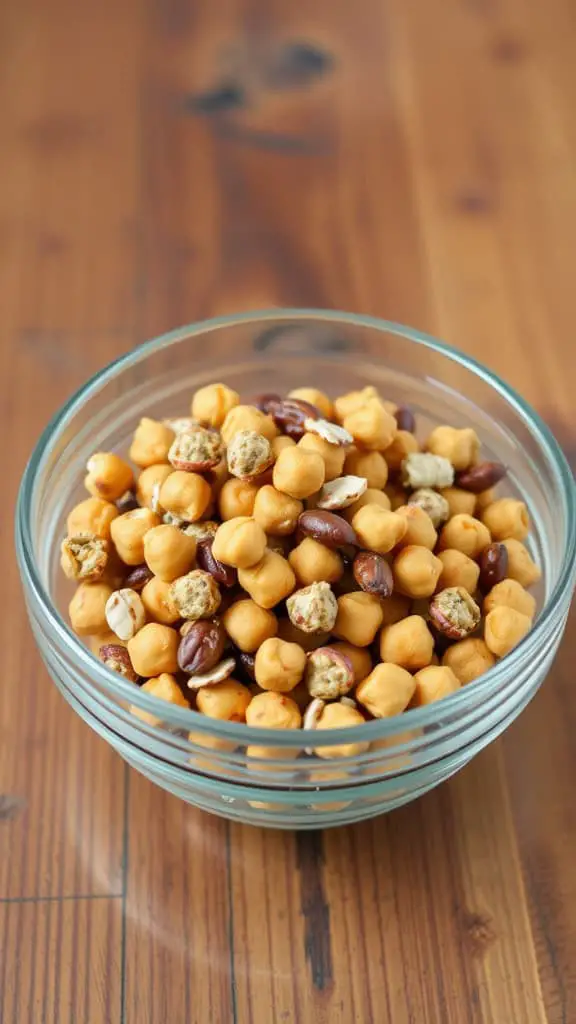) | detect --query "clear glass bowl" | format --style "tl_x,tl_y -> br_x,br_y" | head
16,311 -> 576,829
